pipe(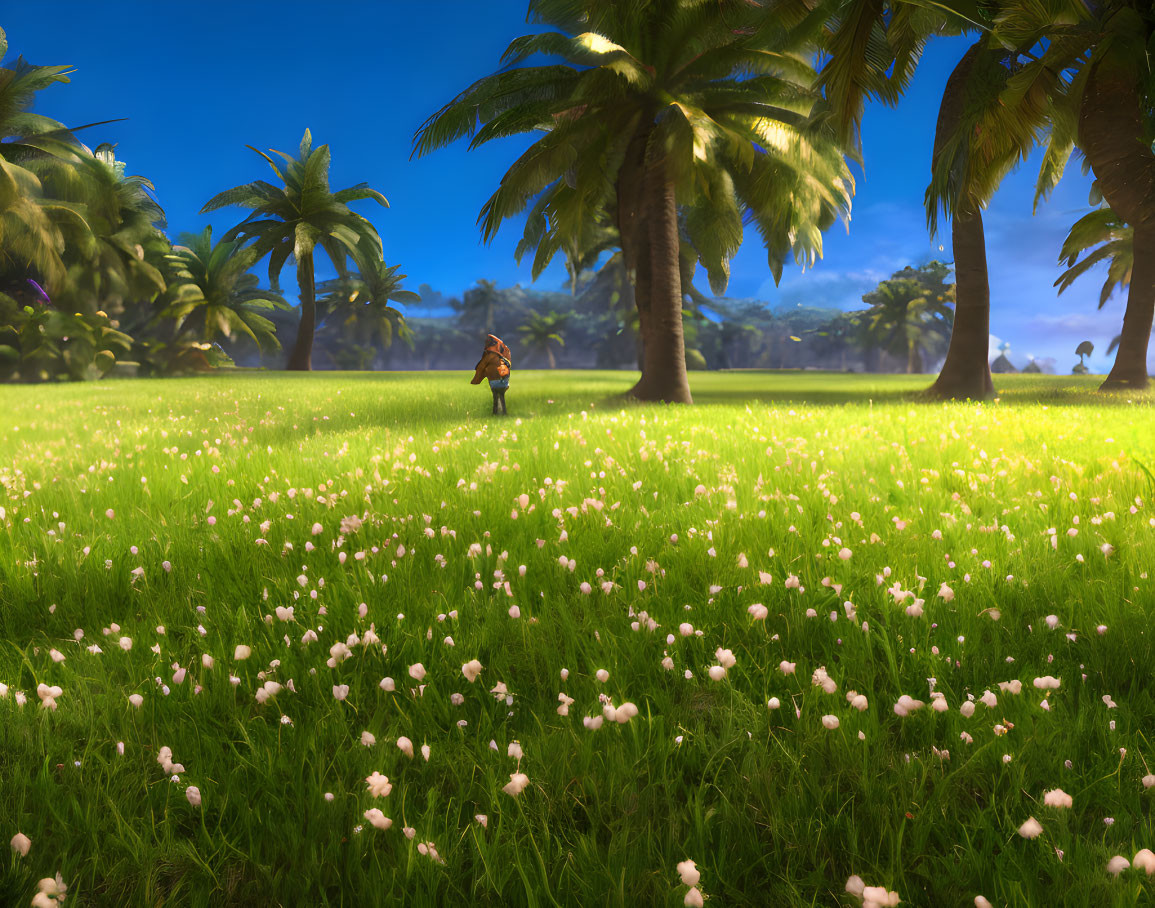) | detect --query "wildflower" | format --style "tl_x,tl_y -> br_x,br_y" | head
364,808 -> 392,830
128,693 -> 144,708
1033,676 -> 1061,690
821,715 -> 840,729
1143,774 -> 1155,789
408,663 -> 426,681
332,684 -> 349,701
503,772 -> 530,797
708,665 -> 727,681
676,860 -> 700,886
396,736 -> 414,758
596,669 -> 609,683
31,873 -> 66,908
557,693 -> 574,716
715,648 -> 736,669
1134,849 -> 1155,875
1043,789 -> 1072,808
938,582 -> 954,601
1018,817 -> 1043,839
234,644 -> 251,661
10,832 -> 30,856
747,603 -> 768,620
119,636 -> 133,651
475,814 -> 488,828
779,661 -> 796,675
186,786 -> 202,807
462,659 -> 483,682
684,888 -> 704,908
360,731 -> 377,747
767,698 -> 781,710
1107,856 -> 1130,875
365,772 -> 392,798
